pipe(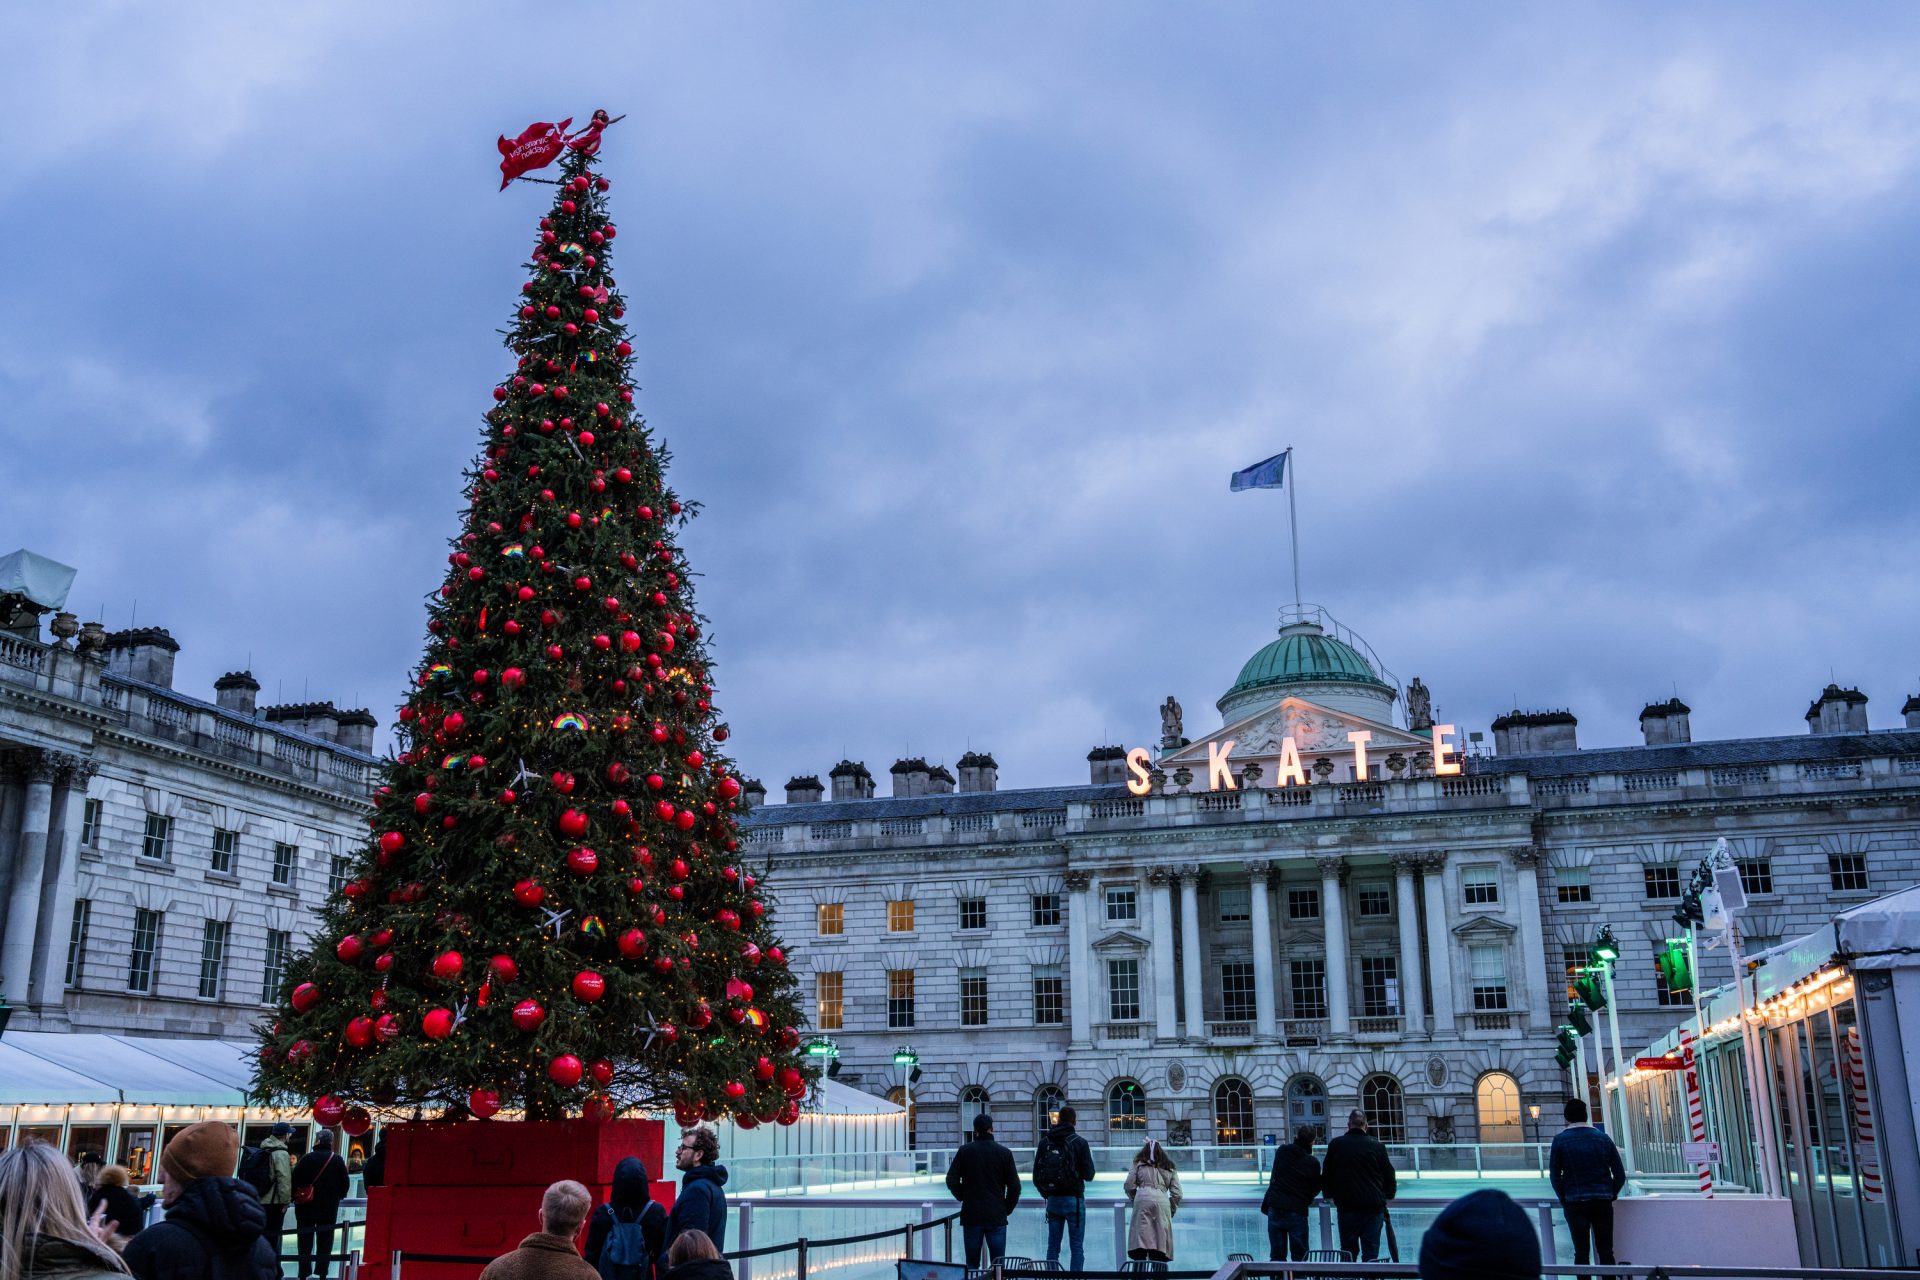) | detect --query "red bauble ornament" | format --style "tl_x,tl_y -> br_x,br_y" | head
336,935 -> 365,964
548,1053 -> 584,1087
767,946 -> 786,966
423,1007 -> 456,1039
369,928 -> 393,950
559,809 -> 590,838
689,1001 -> 712,1028
777,1066 -> 804,1093
379,831 -> 405,855
673,1098 -> 700,1126
572,970 -> 606,1002
723,1081 -> 747,1099
469,1087 -> 502,1119
618,928 -> 647,958
753,1056 -> 775,1082
512,999 -> 547,1032
717,777 -> 742,800
716,909 -> 740,930
735,1114 -> 758,1131
589,1058 -> 615,1086
513,878 -> 546,907
443,711 -> 466,735
490,954 -> 519,982
342,1105 -> 373,1137
671,859 -> 690,880
374,953 -> 394,973
291,982 -> 320,1013
568,846 -> 600,876
375,1013 -> 403,1042
501,667 -> 526,689
582,1094 -> 616,1122
345,1017 -> 375,1048
778,1102 -> 801,1126
430,950 -> 464,980
313,1095 -> 348,1126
